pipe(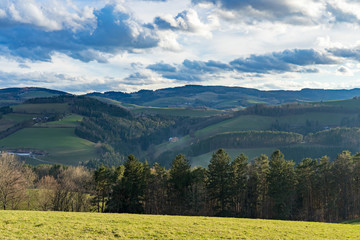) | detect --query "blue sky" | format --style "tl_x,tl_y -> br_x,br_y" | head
1,0 -> 360,93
